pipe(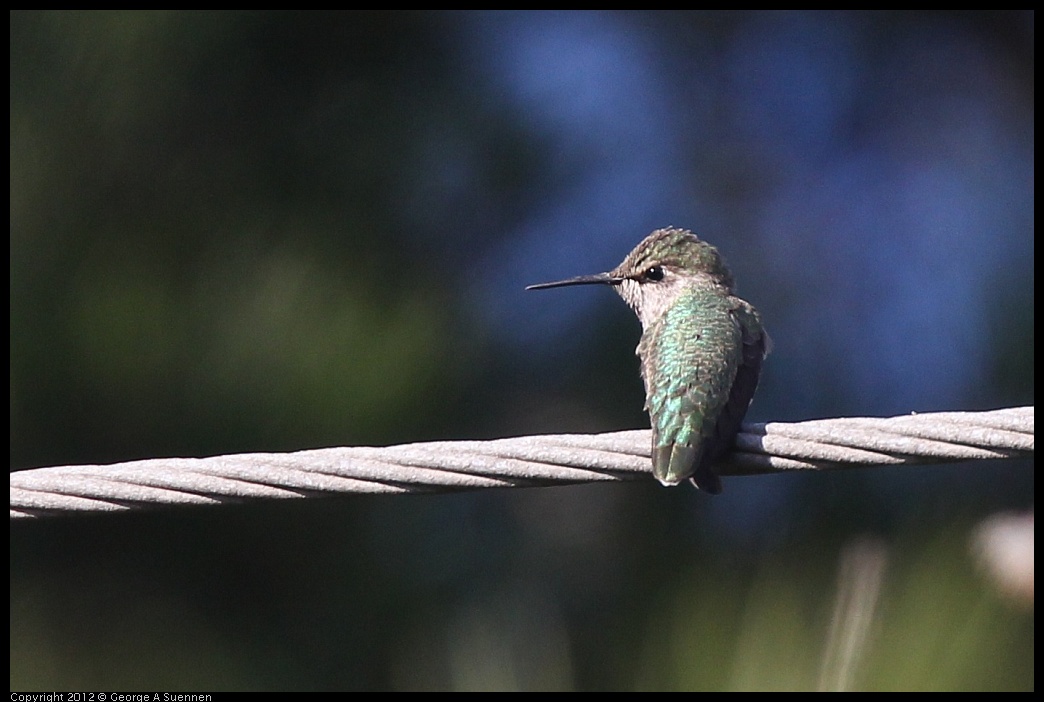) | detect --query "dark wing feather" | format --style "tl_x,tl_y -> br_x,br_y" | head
690,299 -> 768,491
